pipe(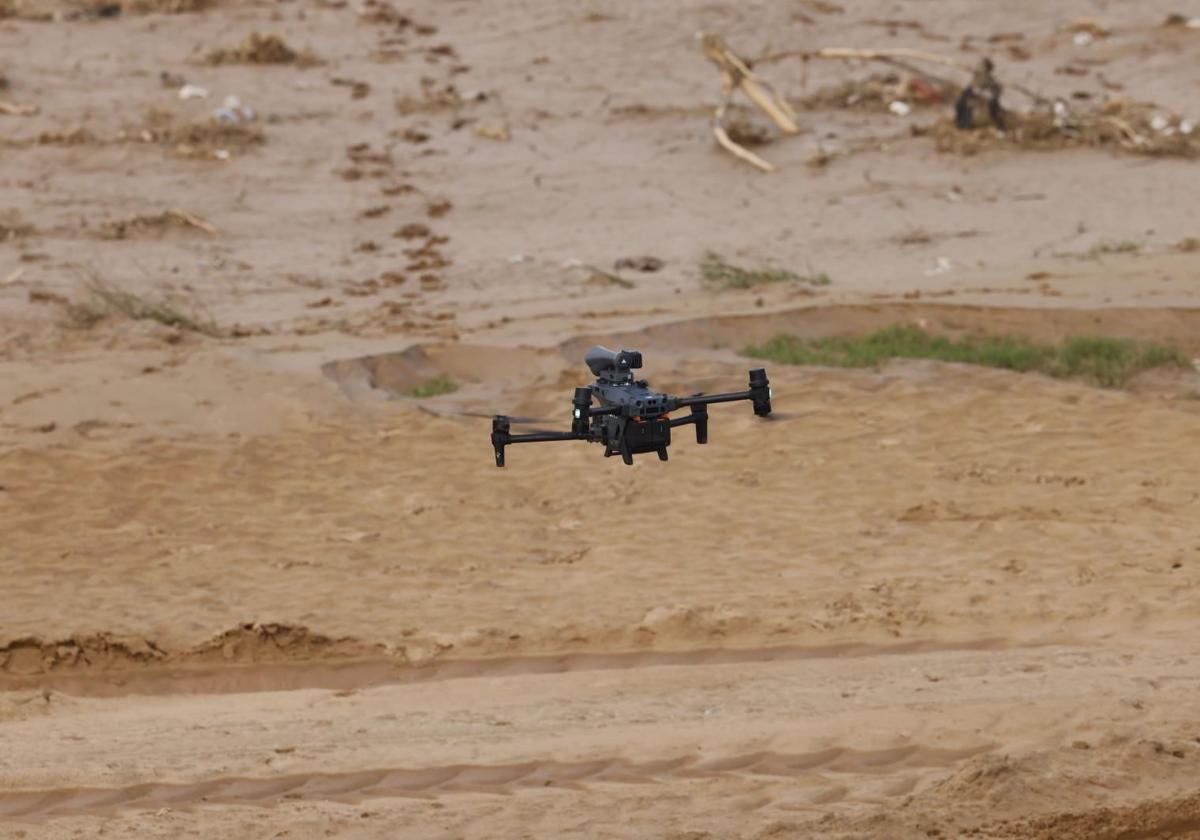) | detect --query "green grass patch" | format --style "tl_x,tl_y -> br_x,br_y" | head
700,252 -> 830,289
405,375 -> 458,398
743,325 -> 1190,388
63,278 -> 220,336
